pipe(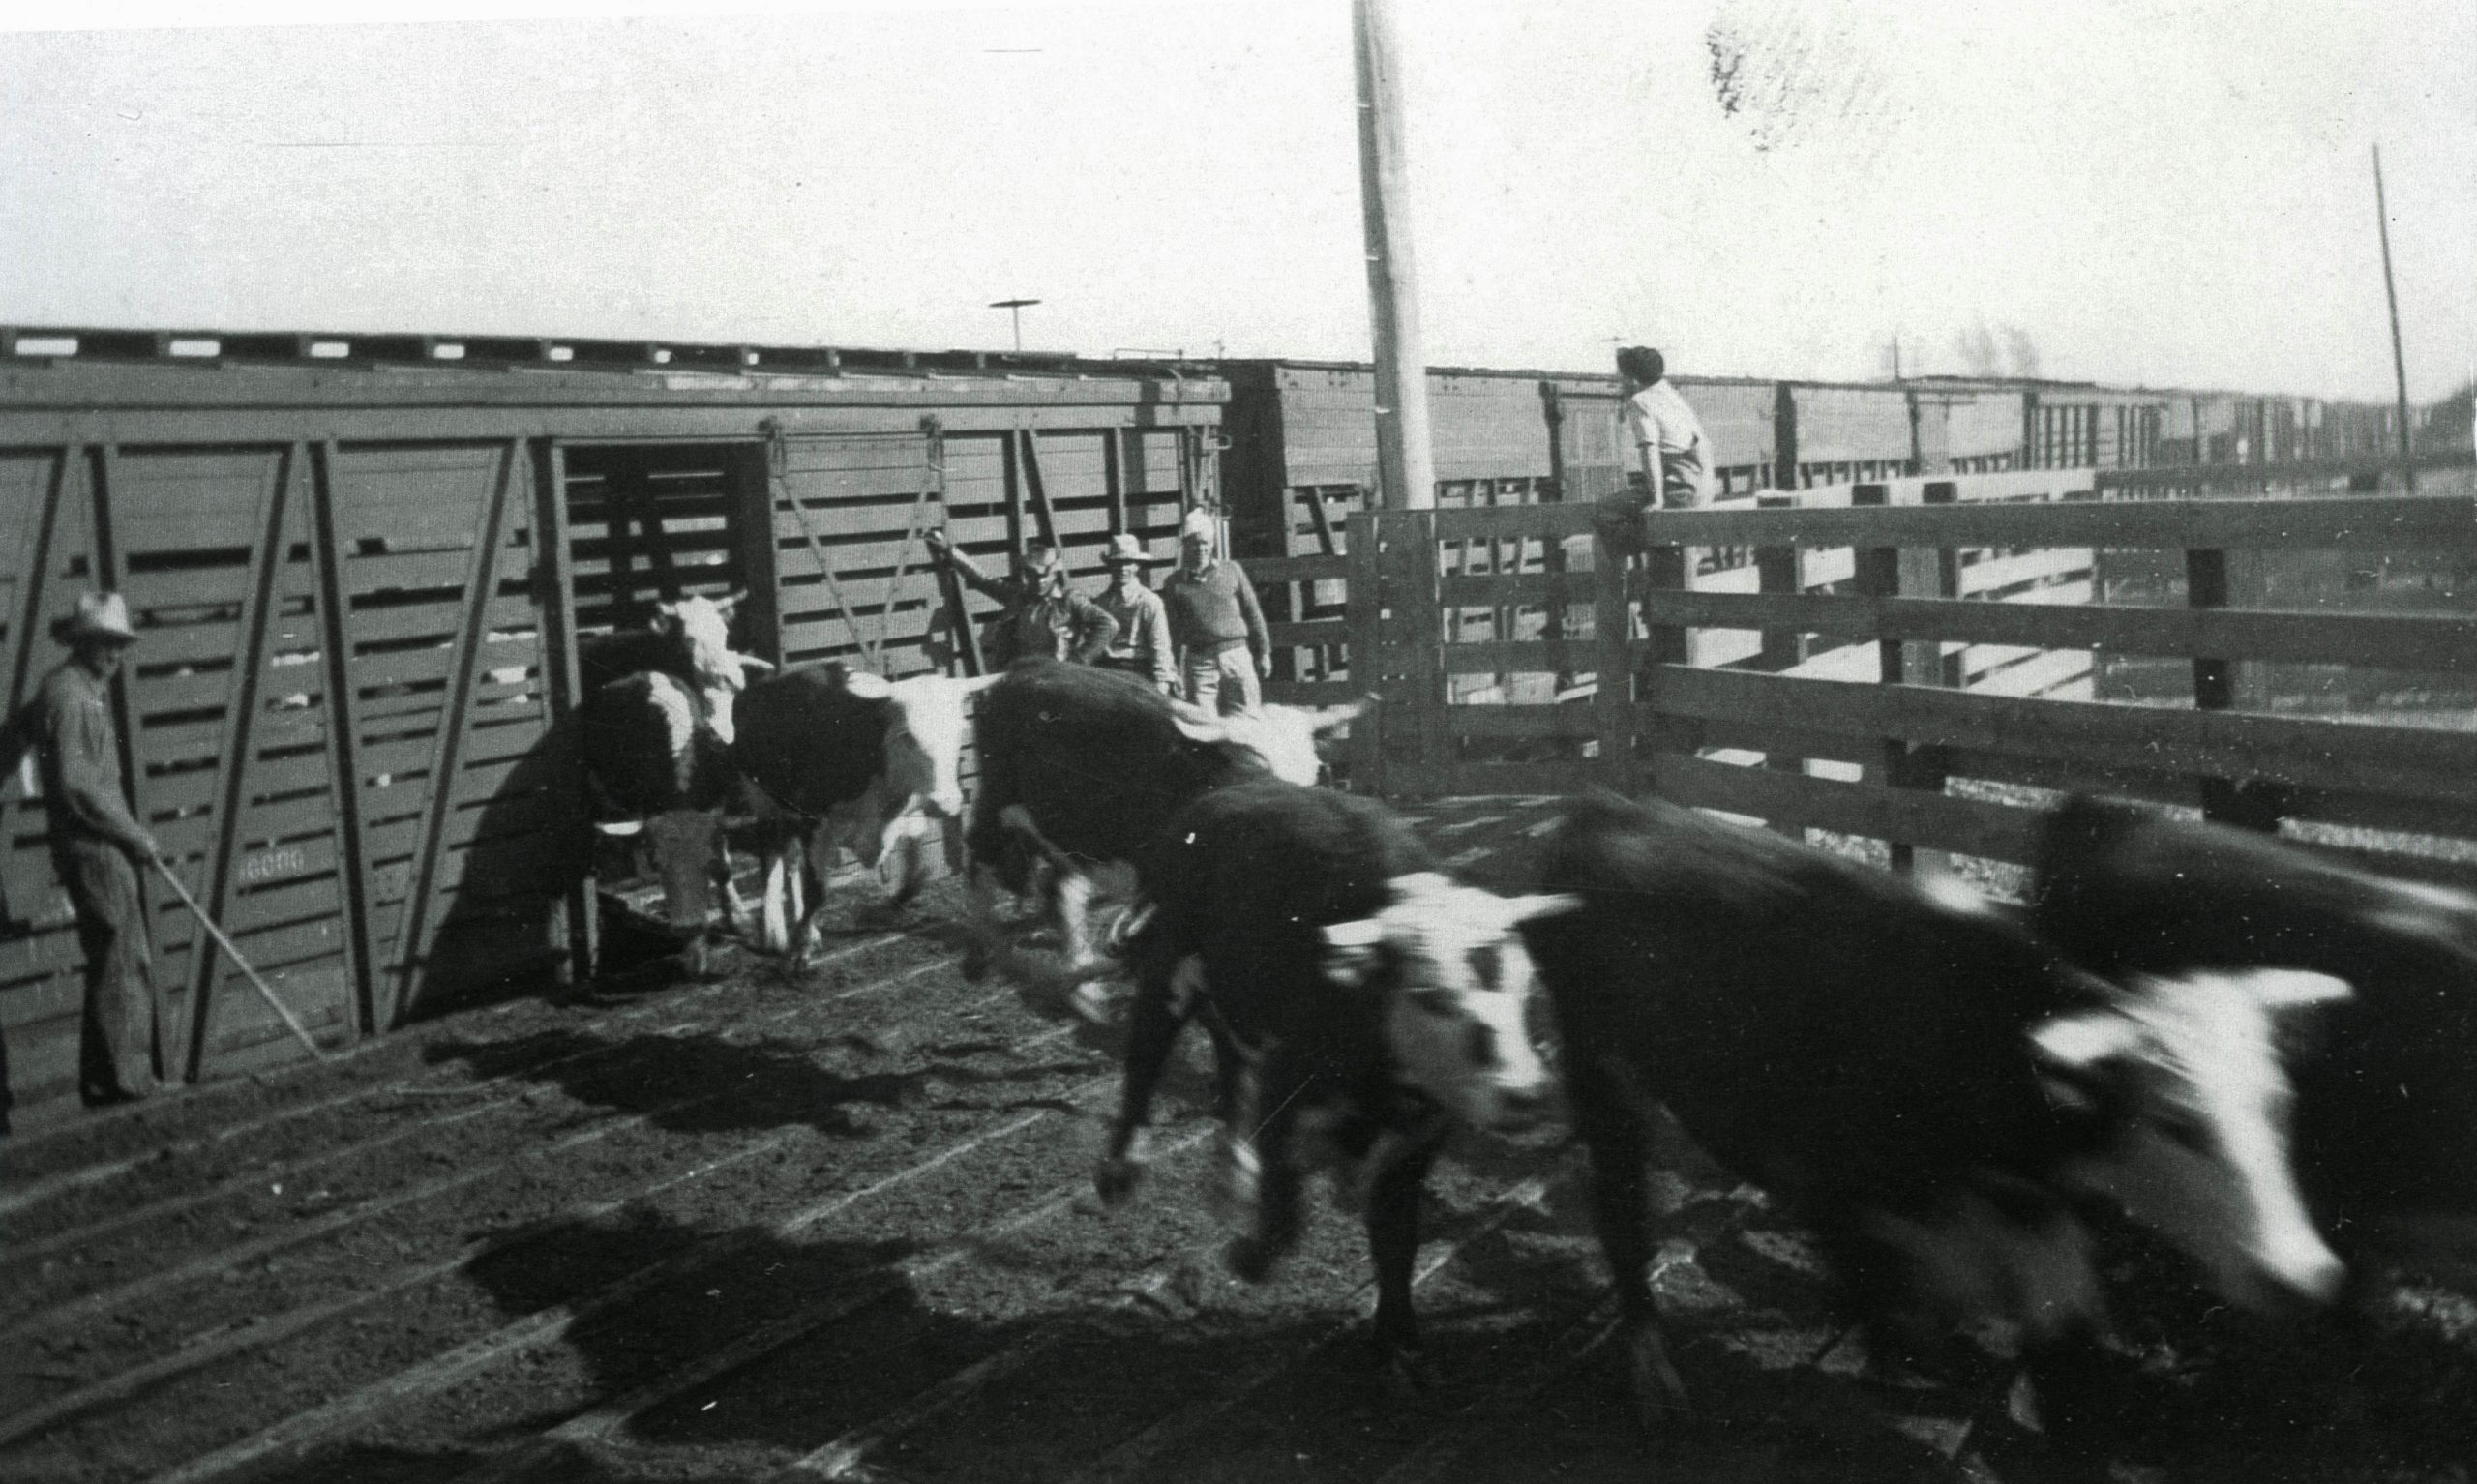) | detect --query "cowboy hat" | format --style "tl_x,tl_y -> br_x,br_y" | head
1101,533 -> 1158,566
53,591 -> 138,645
1179,507 -> 1218,541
